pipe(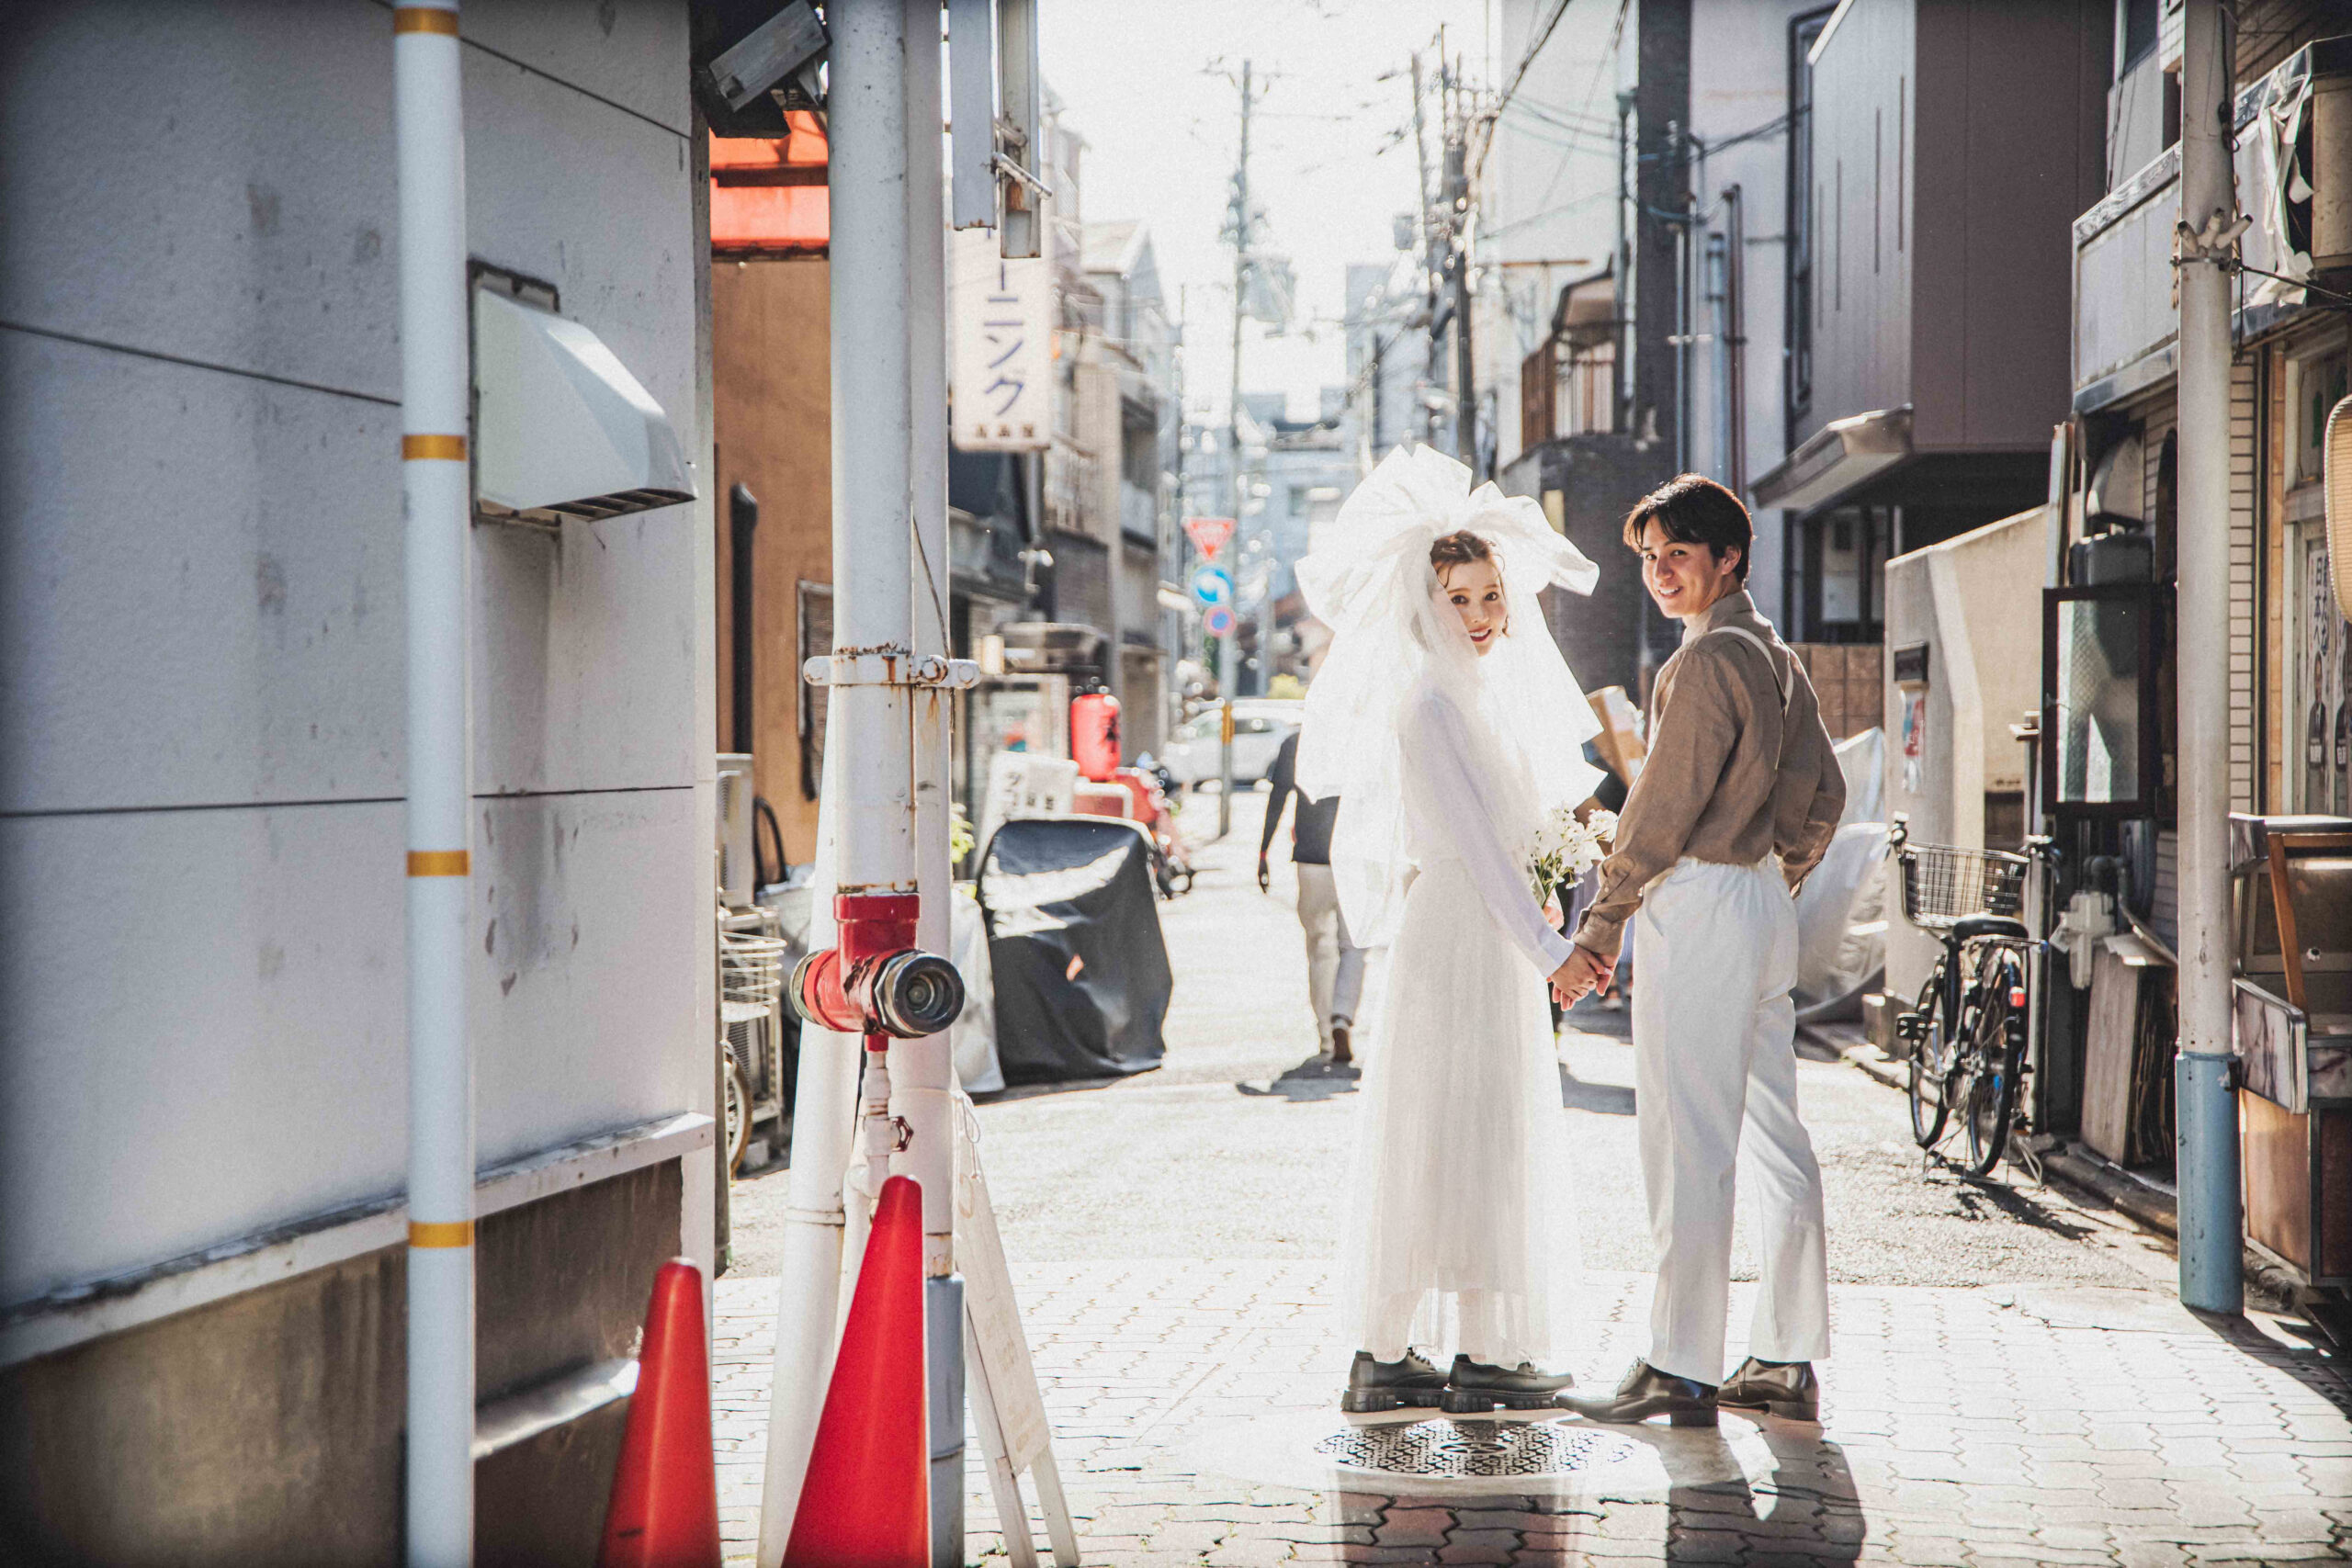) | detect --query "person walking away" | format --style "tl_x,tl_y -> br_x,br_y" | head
1260,728 -> 1365,1065
1555,474 -> 1843,1427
